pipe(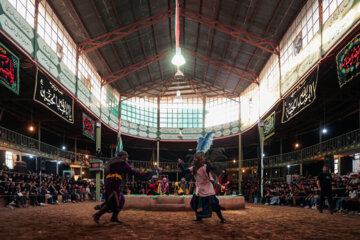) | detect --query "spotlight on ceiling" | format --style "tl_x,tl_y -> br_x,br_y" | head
171,48 -> 186,66
287,165 -> 290,168
233,159 -> 236,164
62,146 -> 66,150
322,128 -> 328,134
295,143 -> 300,148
